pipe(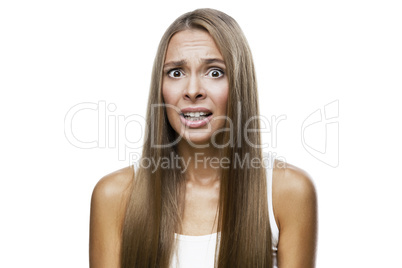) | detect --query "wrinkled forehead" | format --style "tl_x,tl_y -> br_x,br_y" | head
165,29 -> 224,64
